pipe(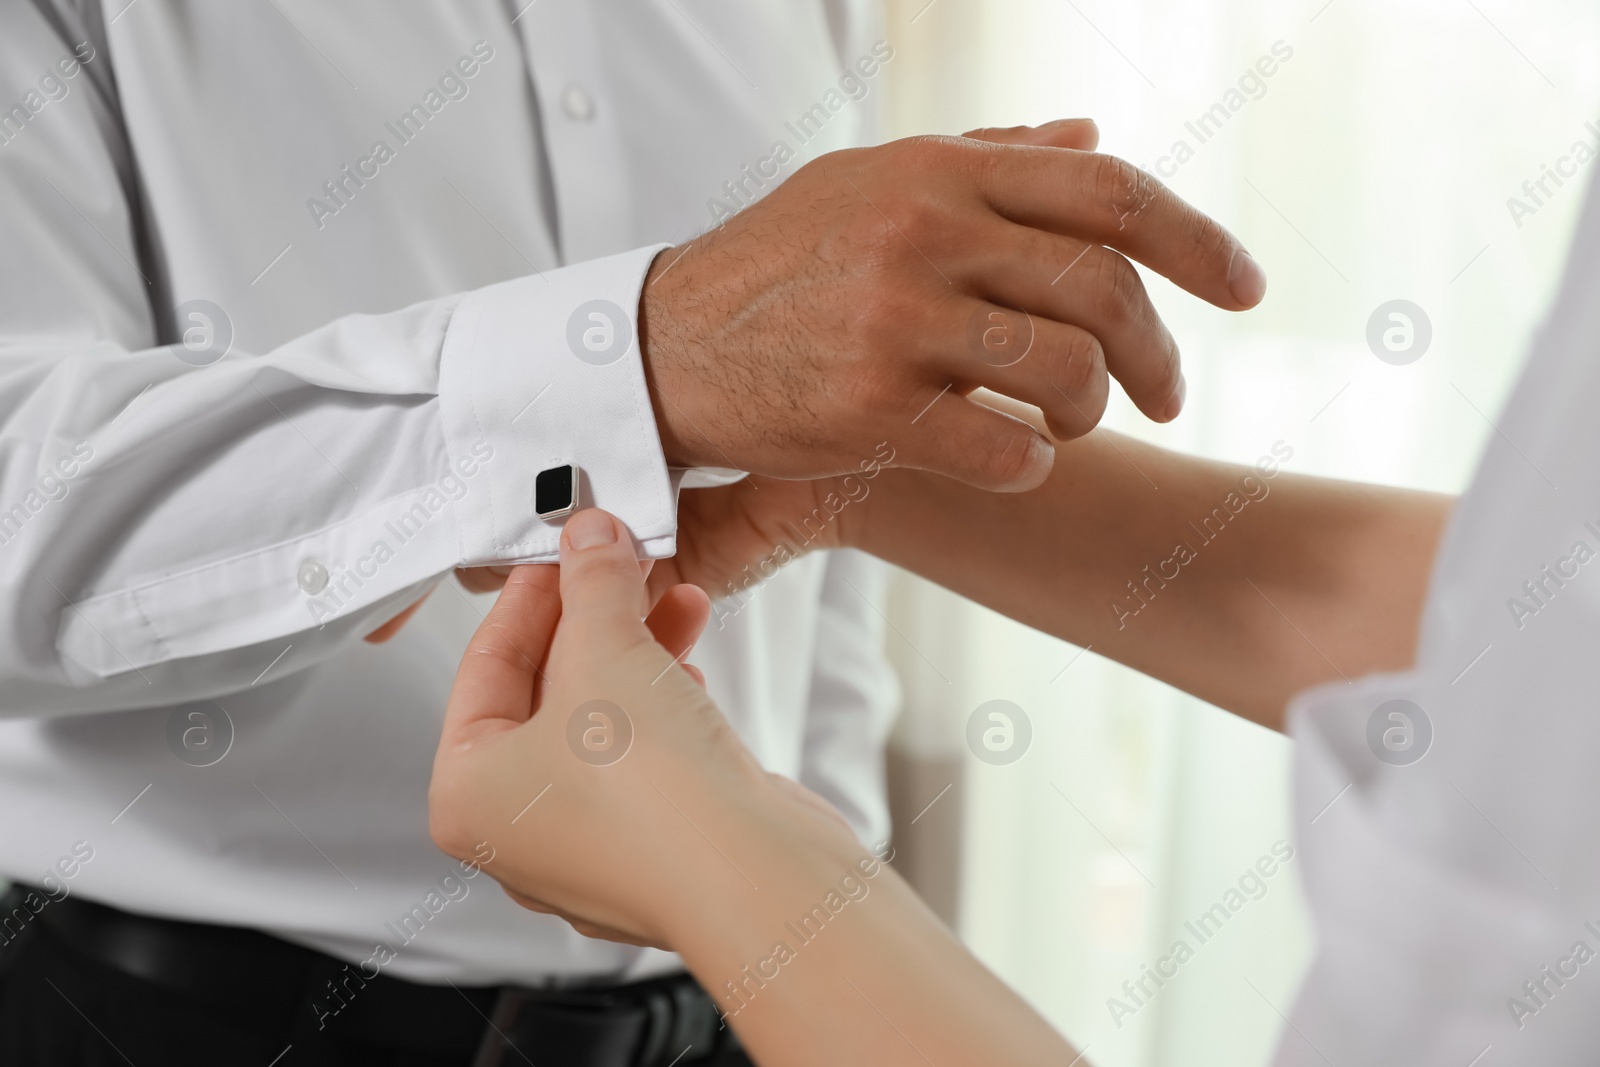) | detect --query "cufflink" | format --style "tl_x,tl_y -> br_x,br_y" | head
534,464 -> 580,520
